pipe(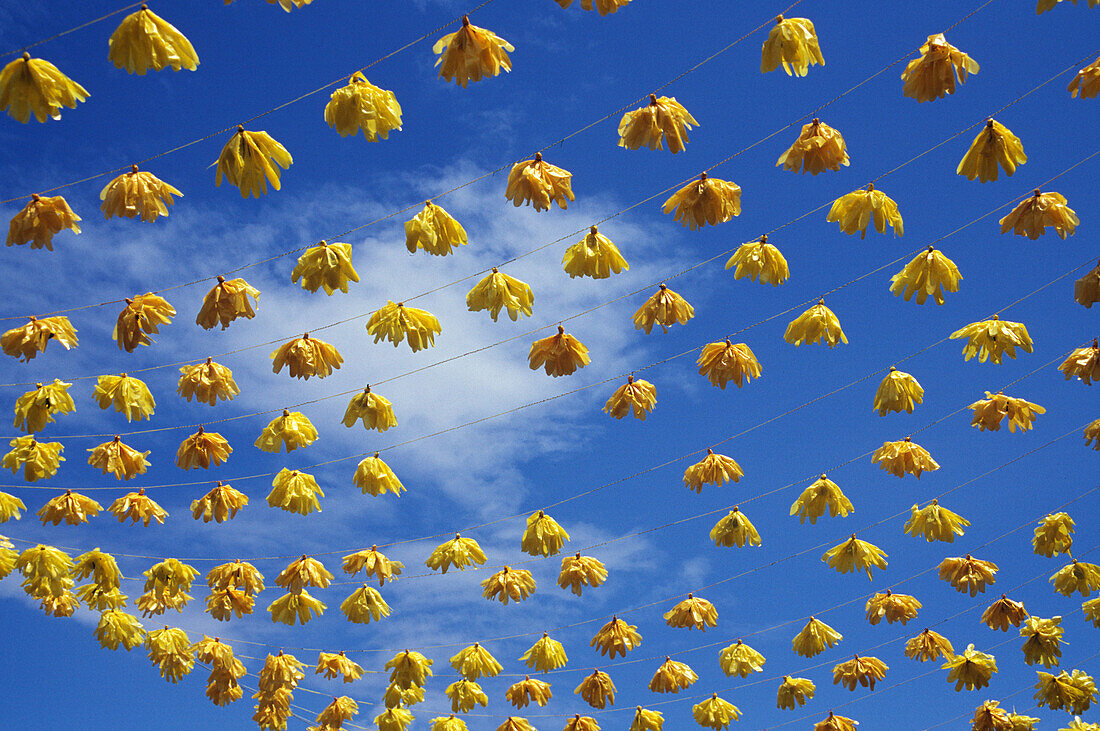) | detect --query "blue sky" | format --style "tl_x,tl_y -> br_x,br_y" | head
1,0 -> 1099,729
